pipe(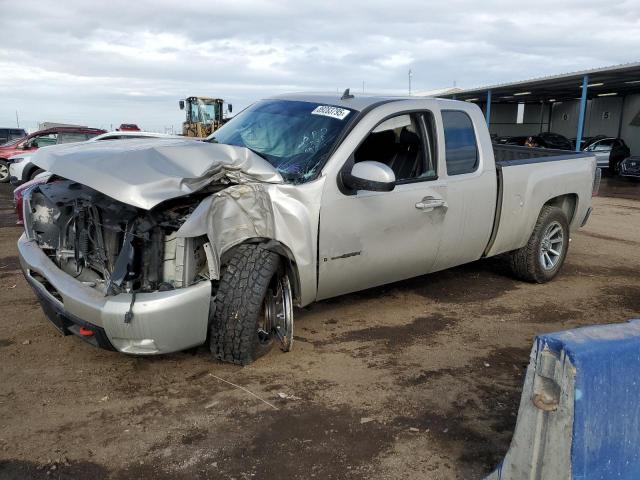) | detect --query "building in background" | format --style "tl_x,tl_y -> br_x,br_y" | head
429,62 -> 640,155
